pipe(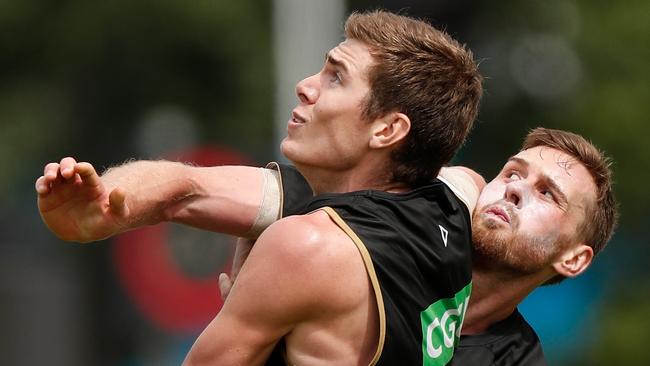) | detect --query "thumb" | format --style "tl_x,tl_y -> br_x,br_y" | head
218,273 -> 233,300
108,187 -> 129,218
